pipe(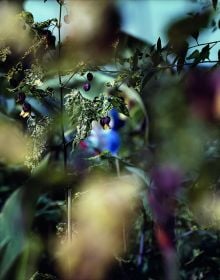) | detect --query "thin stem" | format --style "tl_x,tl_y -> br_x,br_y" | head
63,71 -> 76,87
58,3 -> 67,167
58,1 -> 72,242
156,60 -> 219,70
115,158 -> 127,253
115,157 -> 121,177
99,59 -> 219,79
188,40 -> 220,49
